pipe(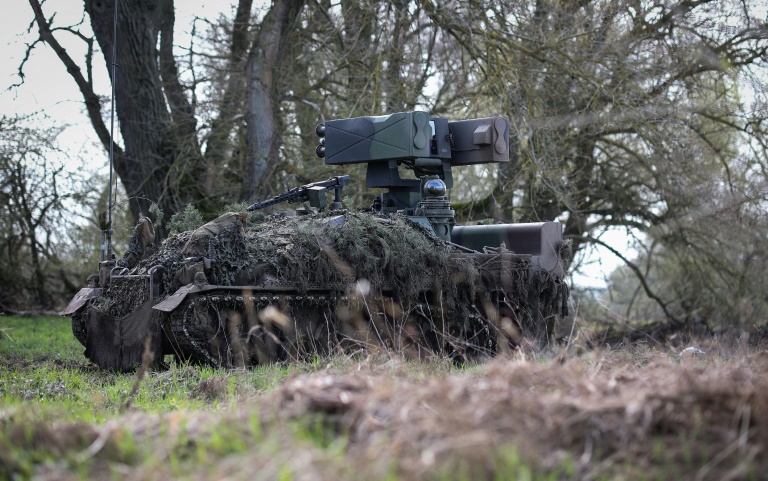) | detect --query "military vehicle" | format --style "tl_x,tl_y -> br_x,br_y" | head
63,111 -> 569,371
